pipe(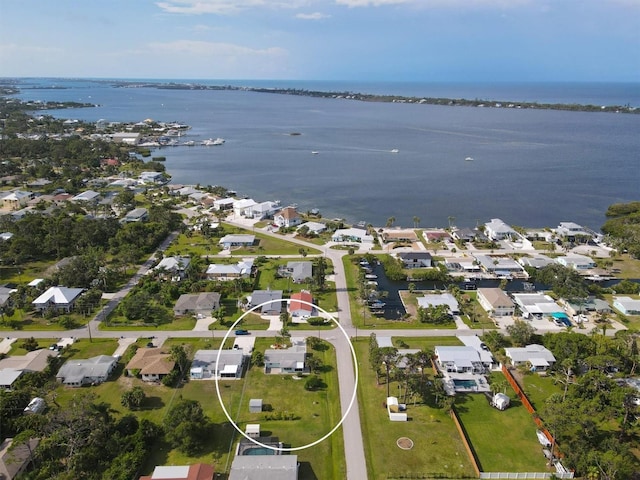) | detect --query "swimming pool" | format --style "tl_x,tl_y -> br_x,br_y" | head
453,379 -> 478,389
243,447 -> 276,456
